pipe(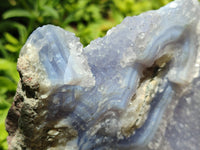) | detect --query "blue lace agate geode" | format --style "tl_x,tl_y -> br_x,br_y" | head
6,0 -> 200,149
